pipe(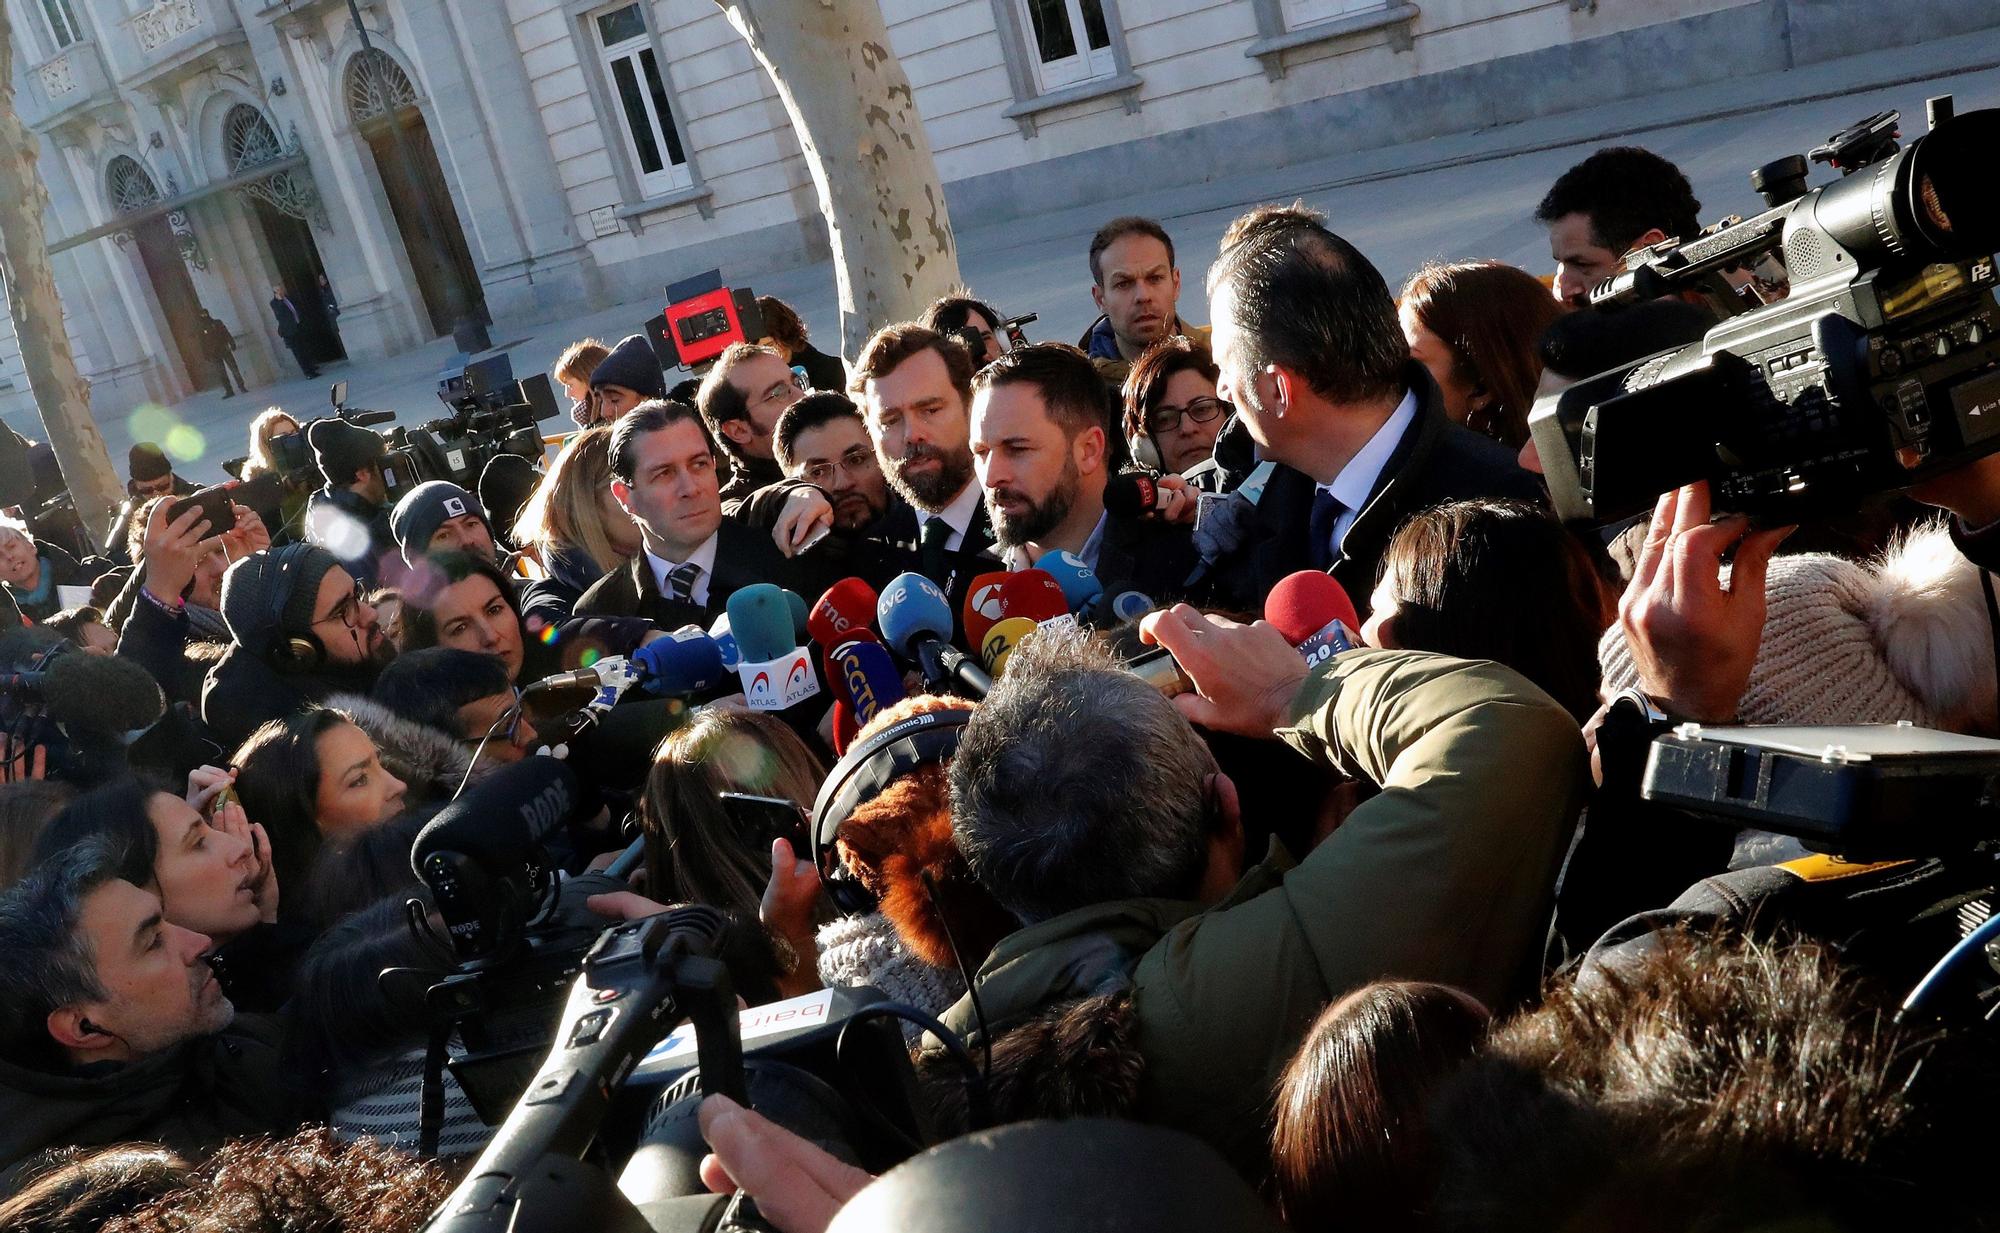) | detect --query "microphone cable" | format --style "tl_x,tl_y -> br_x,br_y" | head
922,869 -> 992,1085
452,695 -> 529,801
